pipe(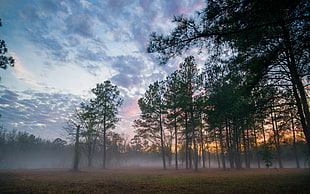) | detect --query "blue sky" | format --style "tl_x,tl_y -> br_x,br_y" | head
0,0 -> 204,140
